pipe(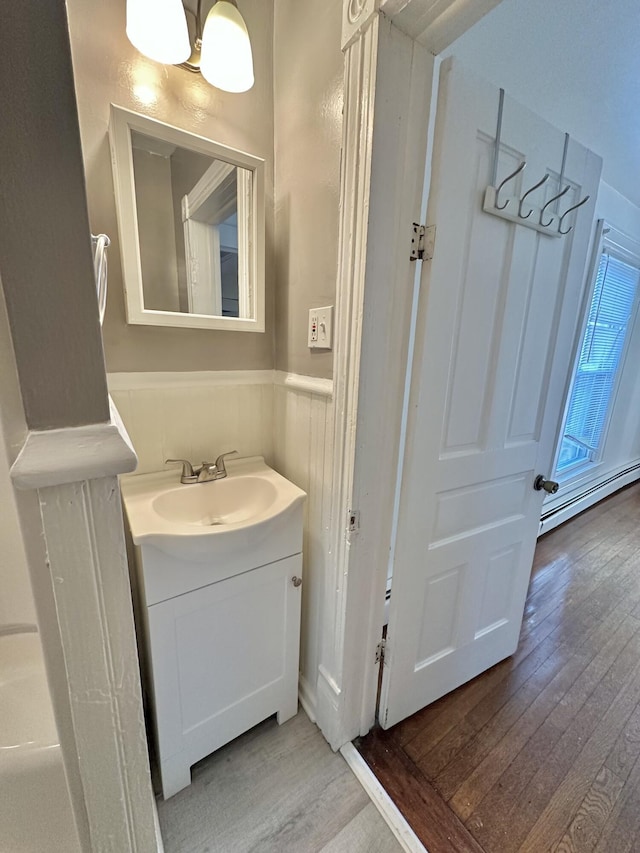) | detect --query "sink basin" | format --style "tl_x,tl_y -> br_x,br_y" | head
152,476 -> 279,526
120,456 -> 306,576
